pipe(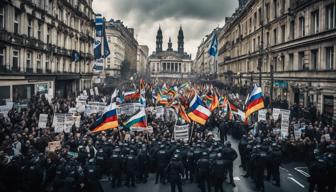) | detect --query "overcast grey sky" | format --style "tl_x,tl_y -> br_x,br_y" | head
93,0 -> 238,58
